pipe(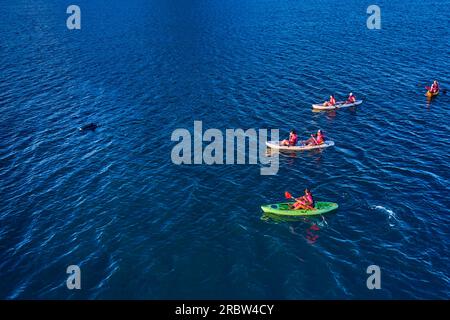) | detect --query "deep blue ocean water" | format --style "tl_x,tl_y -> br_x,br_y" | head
0,0 -> 449,299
